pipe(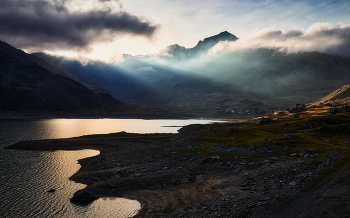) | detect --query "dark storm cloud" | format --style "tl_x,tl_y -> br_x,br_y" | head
0,0 -> 159,50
